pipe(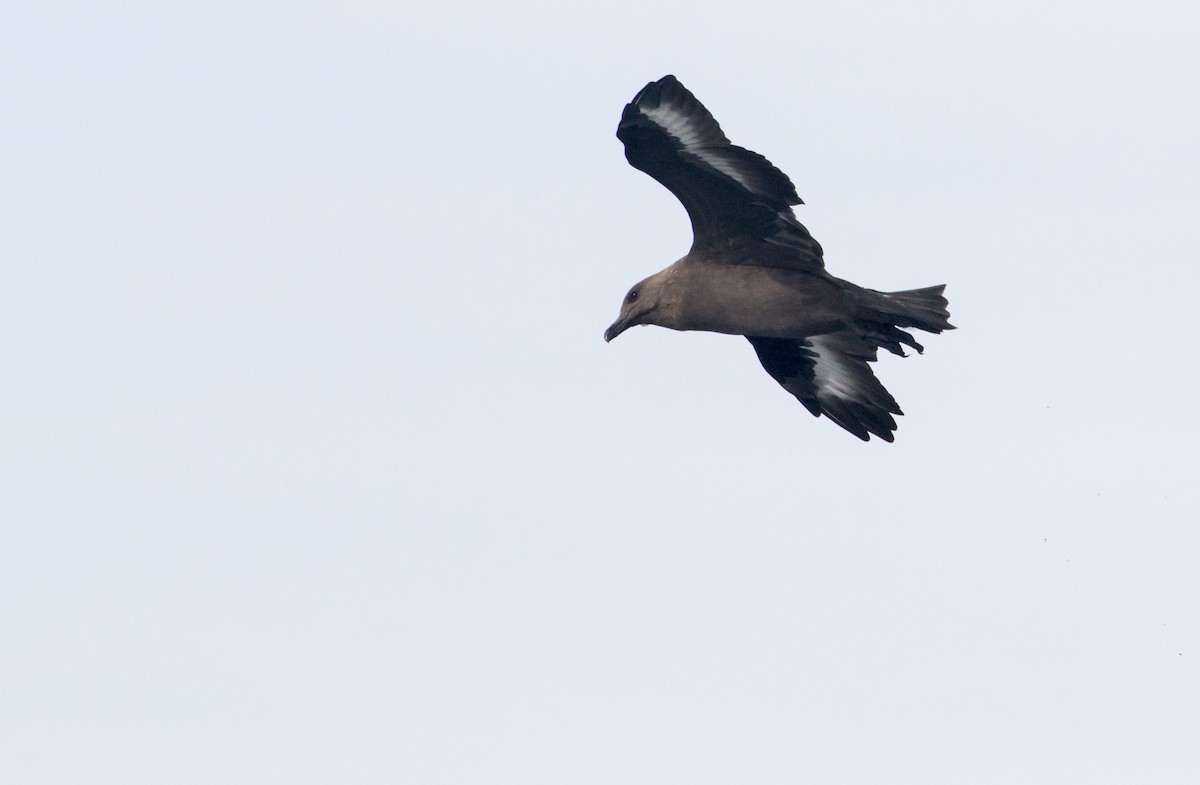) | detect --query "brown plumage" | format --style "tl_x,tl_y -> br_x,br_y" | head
604,75 -> 954,442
